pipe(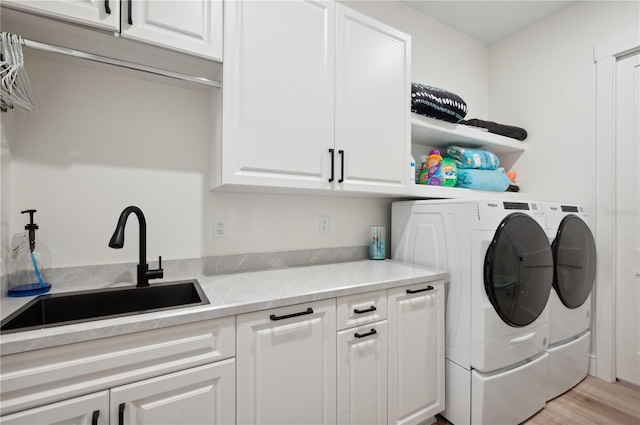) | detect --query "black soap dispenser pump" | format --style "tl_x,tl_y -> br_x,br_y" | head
8,209 -> 52,296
